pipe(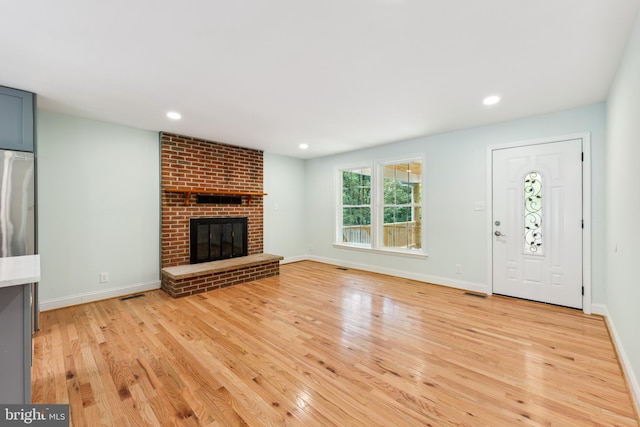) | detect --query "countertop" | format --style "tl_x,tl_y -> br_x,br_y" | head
0,255 -> 40,288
